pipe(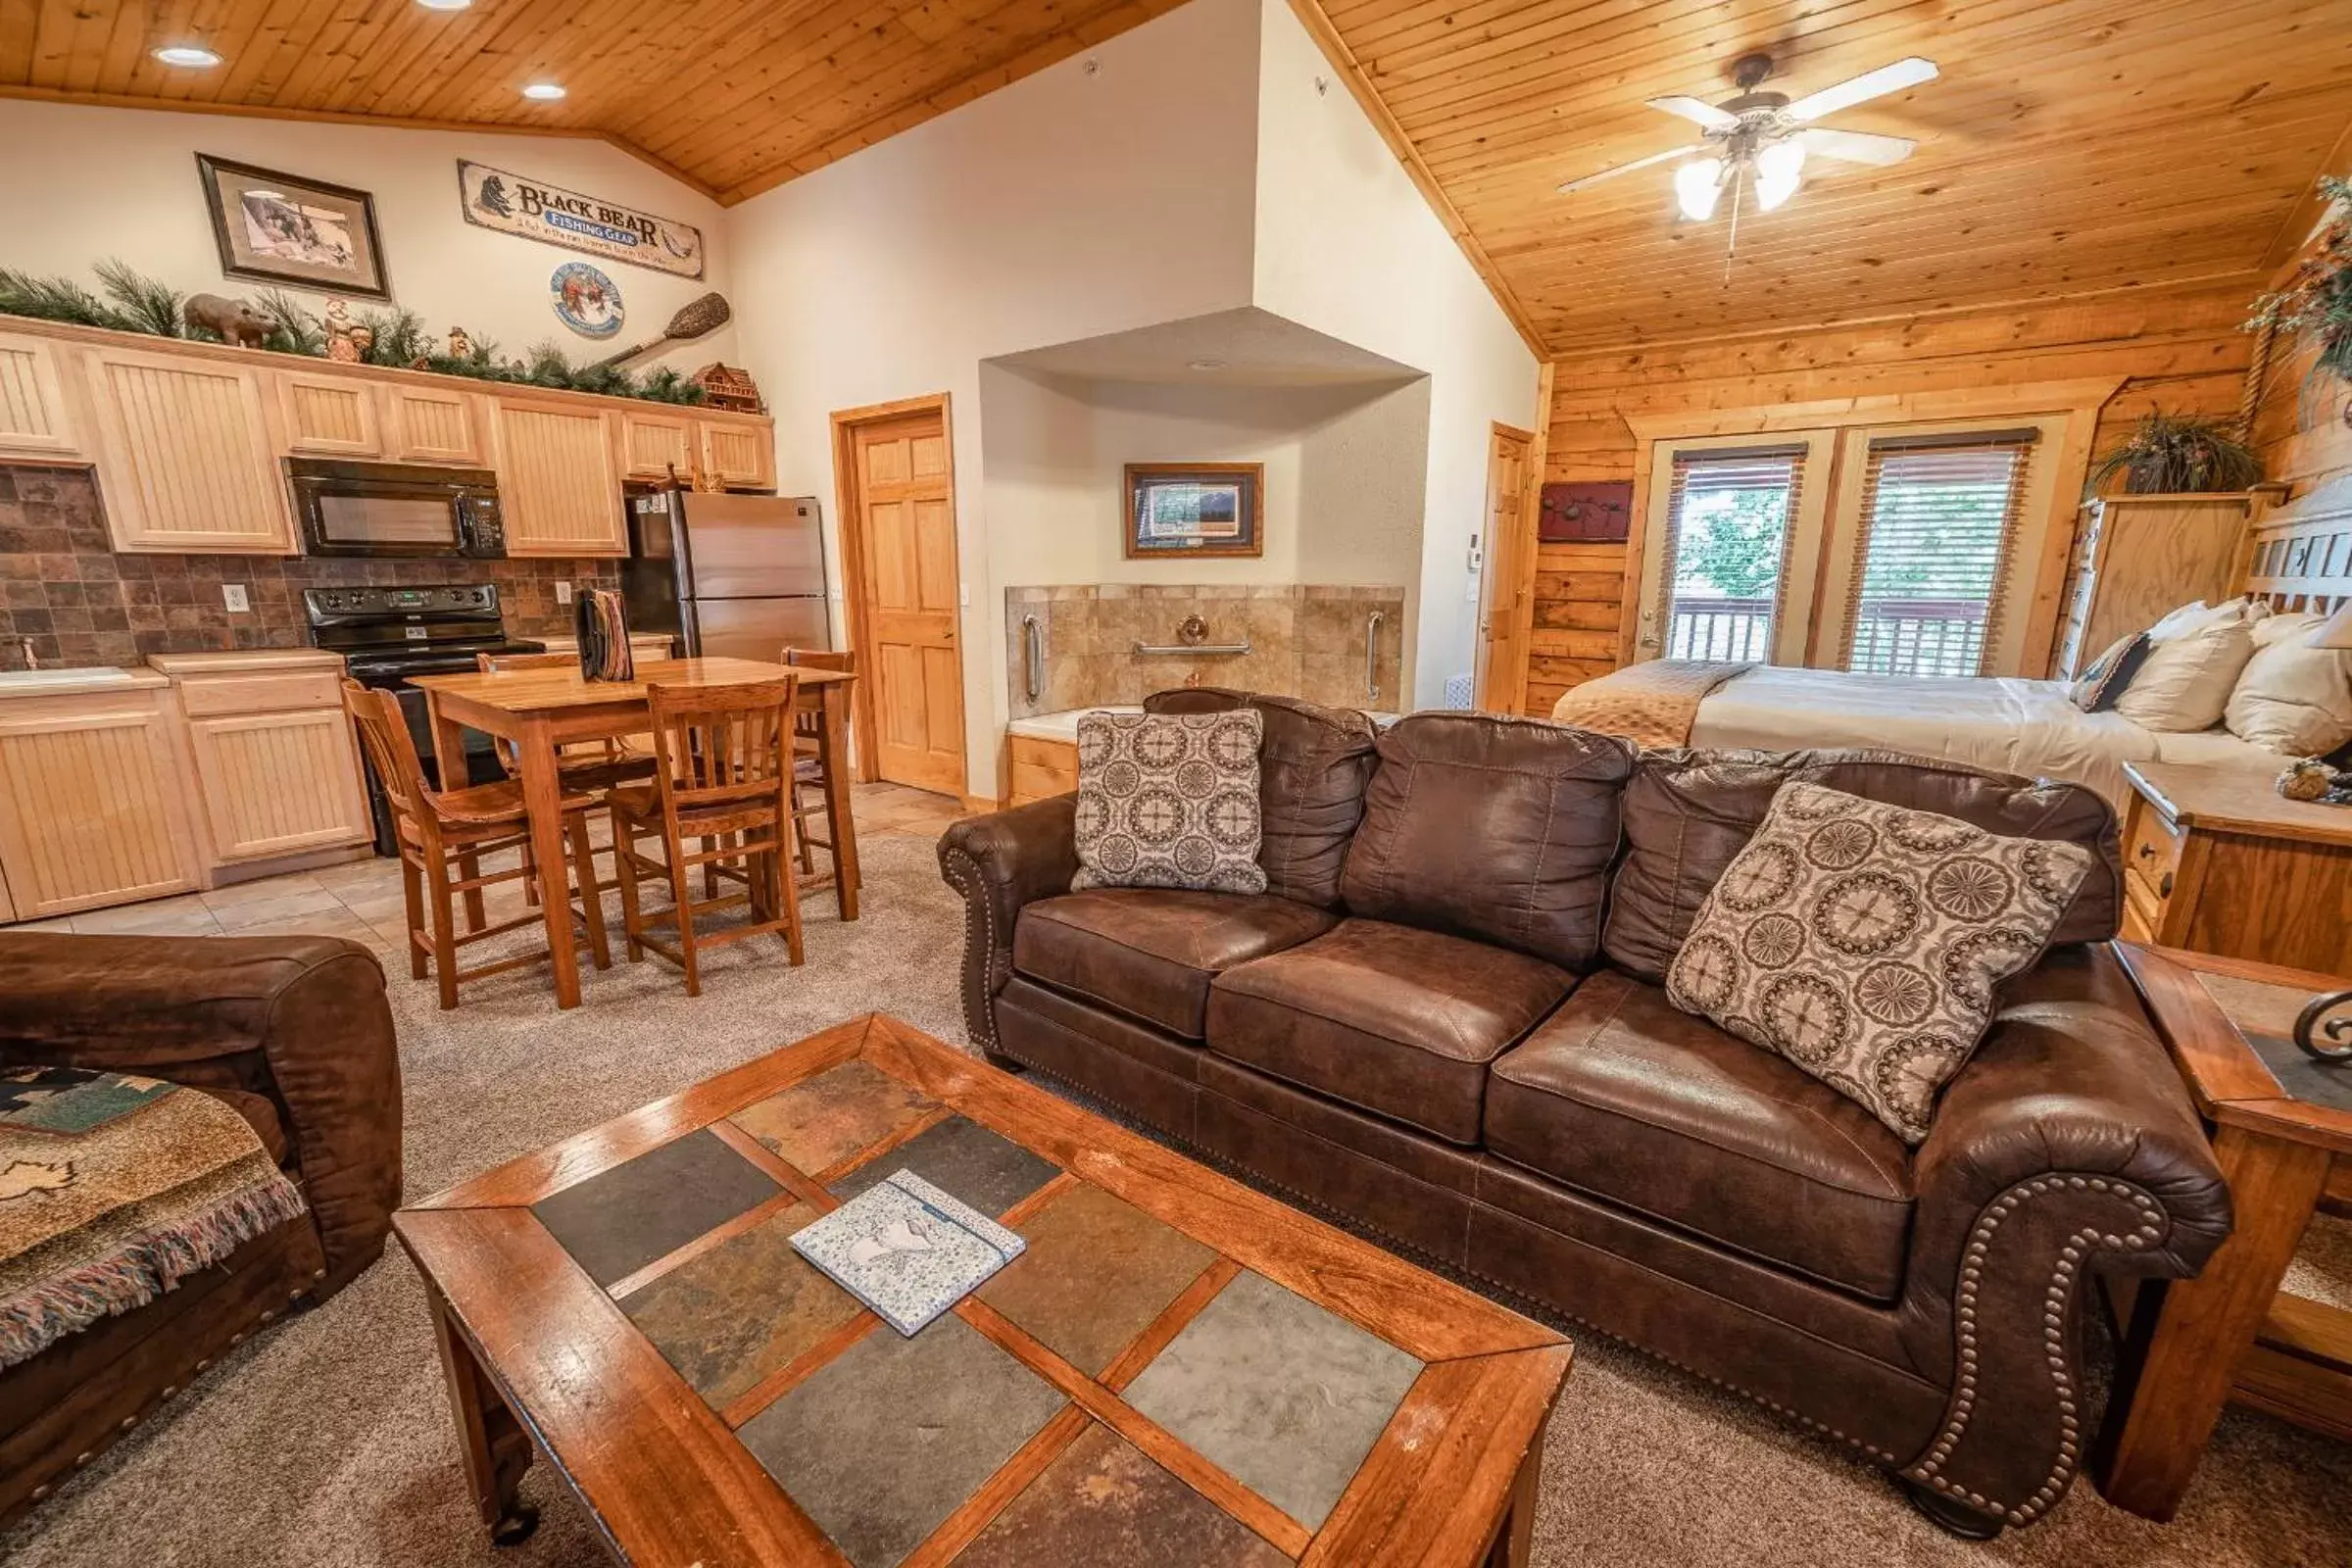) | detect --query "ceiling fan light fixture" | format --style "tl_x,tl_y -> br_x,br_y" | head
521,81 -> 567,101
1674,158 -> 1725,221
1755,139 -> 1806,211
153,44 -> 221,68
